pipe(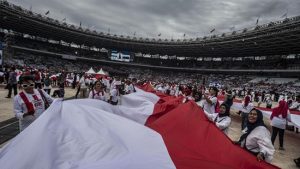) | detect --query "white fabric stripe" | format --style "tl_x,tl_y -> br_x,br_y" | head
119,87 -> 160,124
0,91 -> 175,169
